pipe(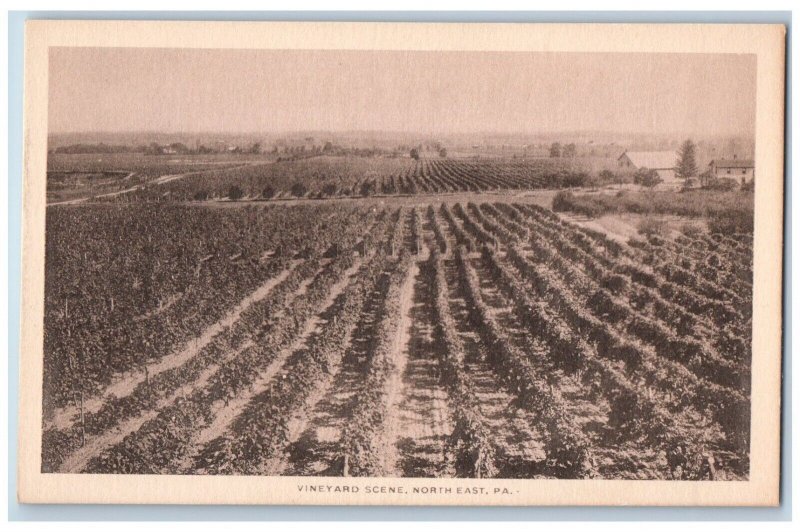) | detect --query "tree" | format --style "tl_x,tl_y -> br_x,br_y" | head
439,148 -> 447,158
249,142 -> 262,154
563,143 -> 577,158
146,142 -> 164,155
410,148 -> 420,160
549,142 -> 562,158
227,185 -> 244,201
290,182 -> 308,198
193,190 -> 209,201
676,139 -> 698,178
562,172 -> 588,188
633,168 -> 662,189
321,183 -> 338,197
598,169 -> 616,183
262,186 -> 275,199
359,180 -> 376,197
170,142 -> 190,154
323,141 -> 333,152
